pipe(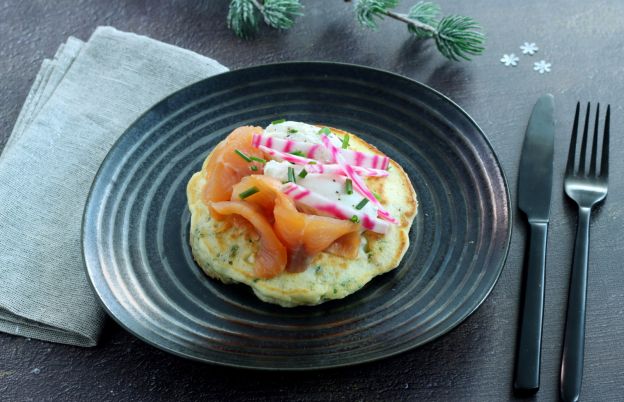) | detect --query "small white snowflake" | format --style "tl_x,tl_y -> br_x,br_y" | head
520,42 -> 539,55
500,53 -> 519,66
533,60 -> 551,74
